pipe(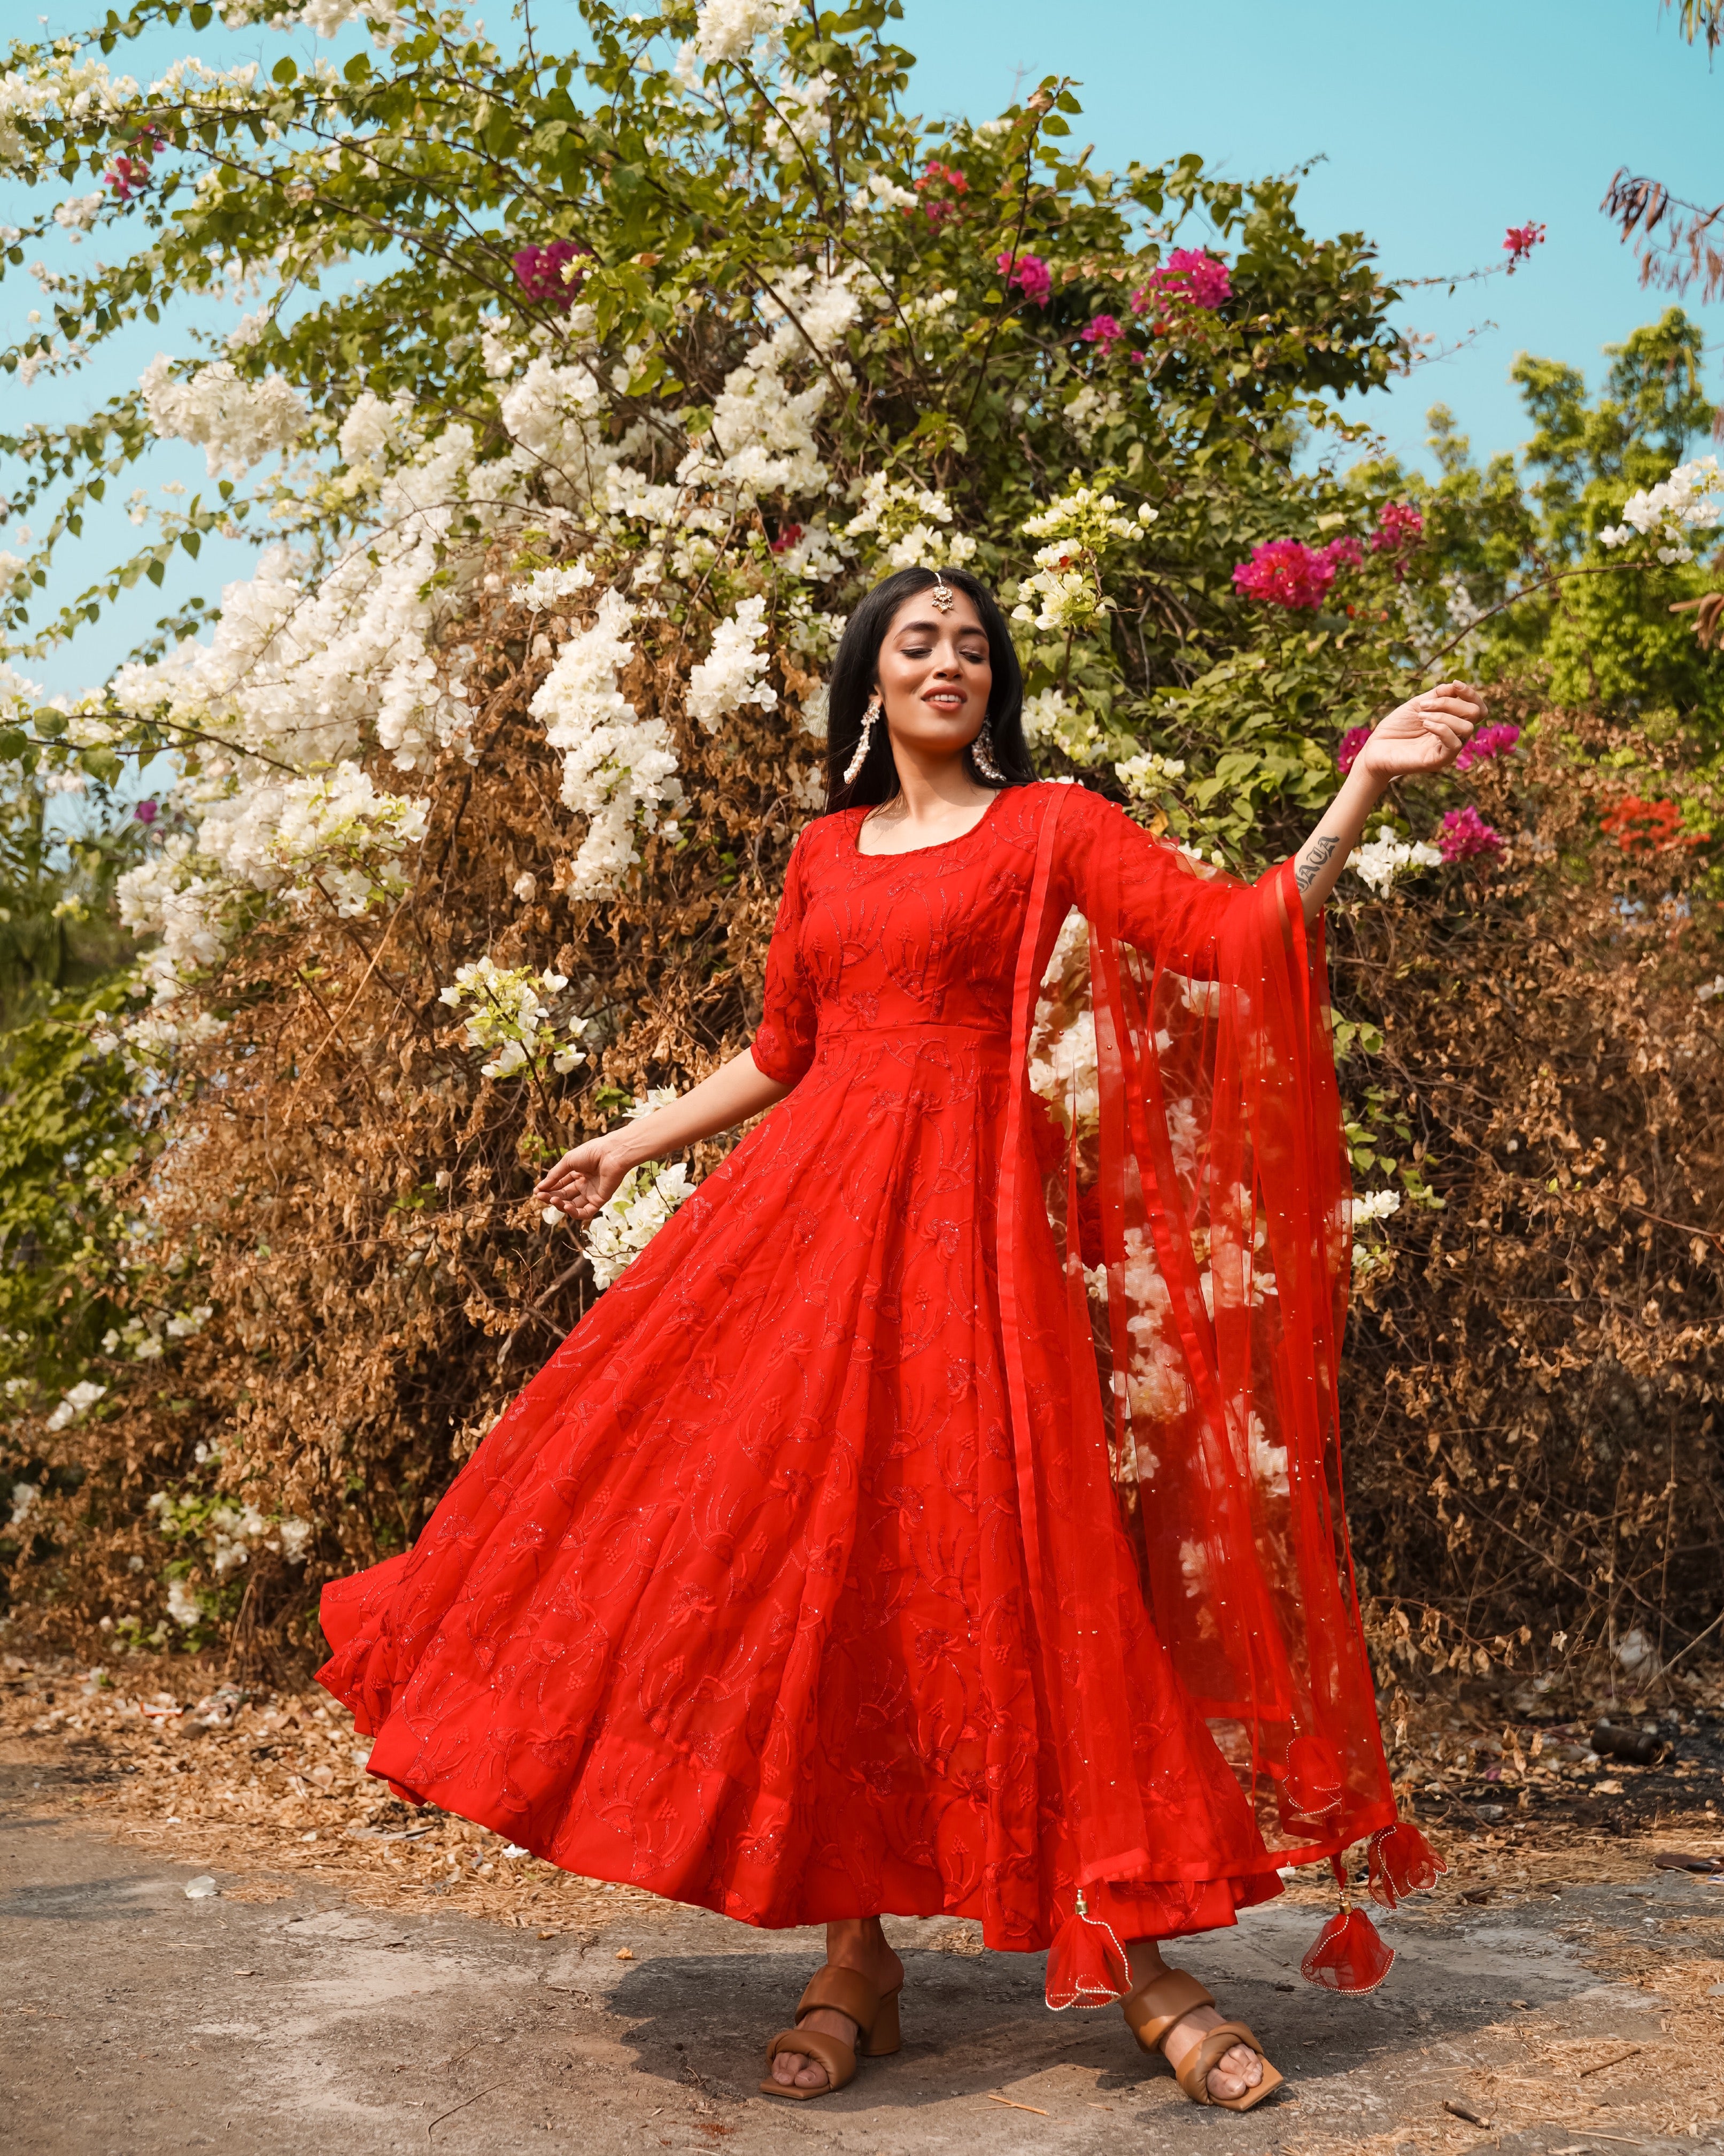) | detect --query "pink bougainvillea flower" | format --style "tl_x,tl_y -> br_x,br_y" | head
1337,726 -> 1372,776
133,798 -> 159,826
1454,722 -> 1521,773
919,159 -> 968,194
913,159 -> 969,225
1372,500 -> 1425,553
1322,534 -> 1365,572
106,152 -> 152,202
769,522 -> 803,556
512,239 -> 593,311
1503,220 -> 1547,271
1232,538 -> 1338,611
1437,805 -> 1504,861
106,126 -> 166,202
1131,247 -> 1232,323
1080,312 -> 1125,355
998,251 -> 1052,307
